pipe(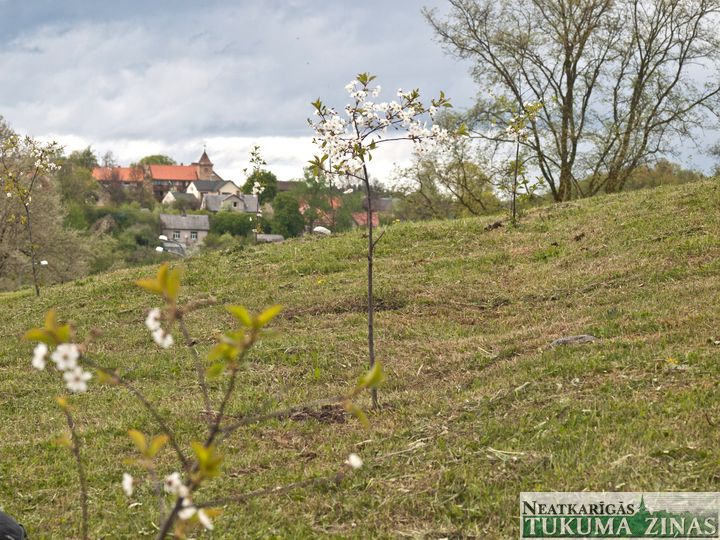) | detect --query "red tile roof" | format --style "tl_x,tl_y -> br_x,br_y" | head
352,212 -> 380,228
92,167 -> 144,183
148,165 -> 198,182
